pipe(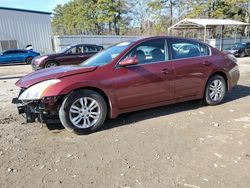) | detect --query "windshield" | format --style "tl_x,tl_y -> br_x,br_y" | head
81,42 -> 133,67
227,43 -> 246,50
59,46 -> 71,53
